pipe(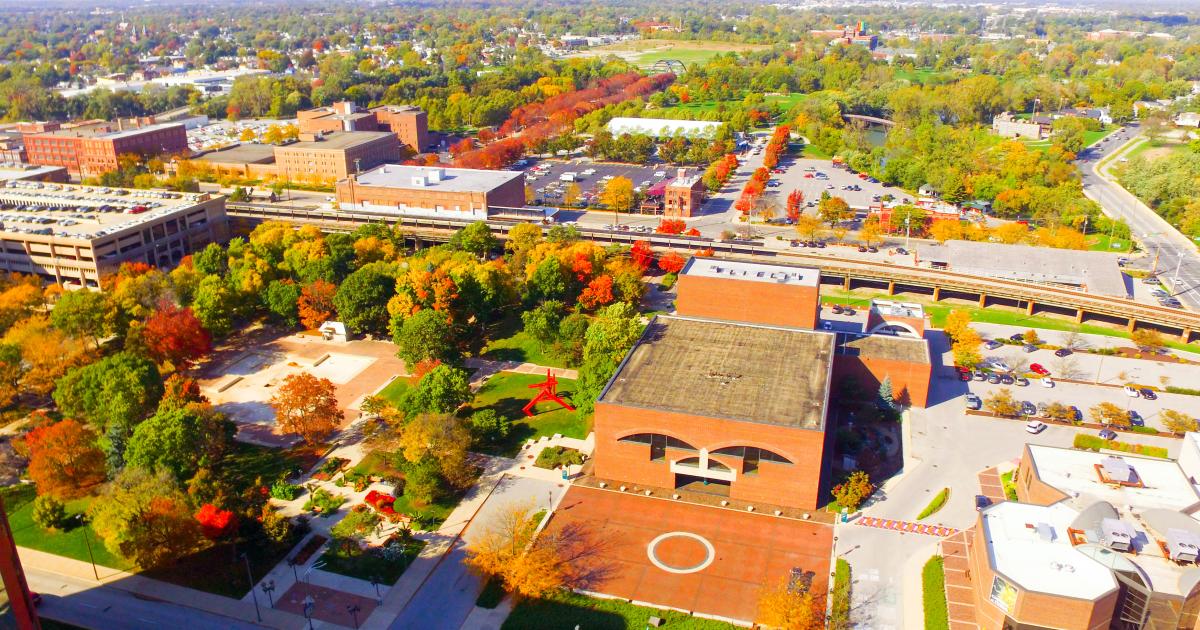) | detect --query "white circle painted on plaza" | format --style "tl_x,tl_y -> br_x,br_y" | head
646,531 -> 716,574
